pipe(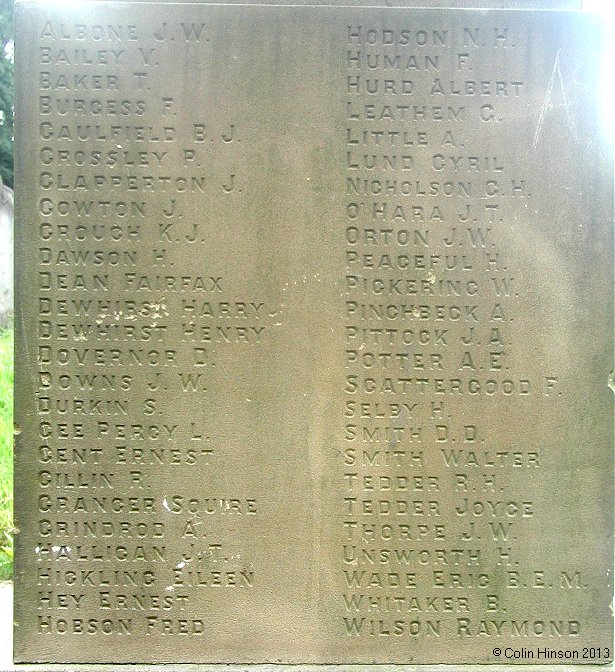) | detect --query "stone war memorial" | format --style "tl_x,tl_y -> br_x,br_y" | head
12,0 -> 614,667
